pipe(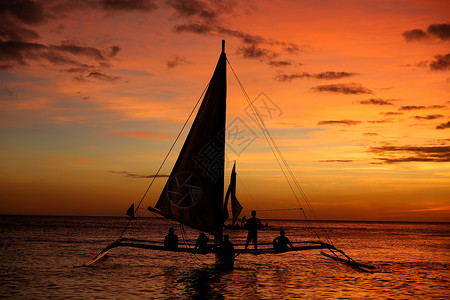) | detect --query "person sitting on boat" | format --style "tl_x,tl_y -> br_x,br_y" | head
221,234 -> 235,267
241,215 -> 246,226
273,229 -> 294,252
164,227 -> 178,250
194,232 -> 210,254
244,210 -> 263,251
